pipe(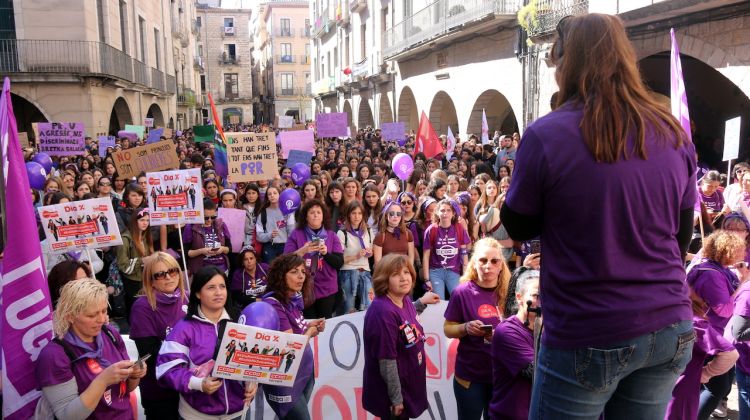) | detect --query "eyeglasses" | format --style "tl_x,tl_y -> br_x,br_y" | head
153,267 -> 180,281
400,200 -> 413,206
205,215 -> 217,221
478,257 -> 502,265
387,211 -> 402,217
99,182 -> 111,187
